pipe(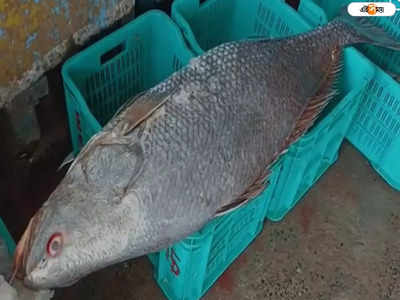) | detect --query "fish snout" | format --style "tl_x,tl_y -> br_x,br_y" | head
23,273 -> 41,290
12,214 -> 40,282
